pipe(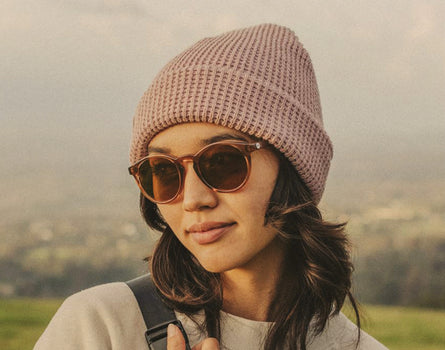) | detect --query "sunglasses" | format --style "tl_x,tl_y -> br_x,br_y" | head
128,140 -> 266,204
